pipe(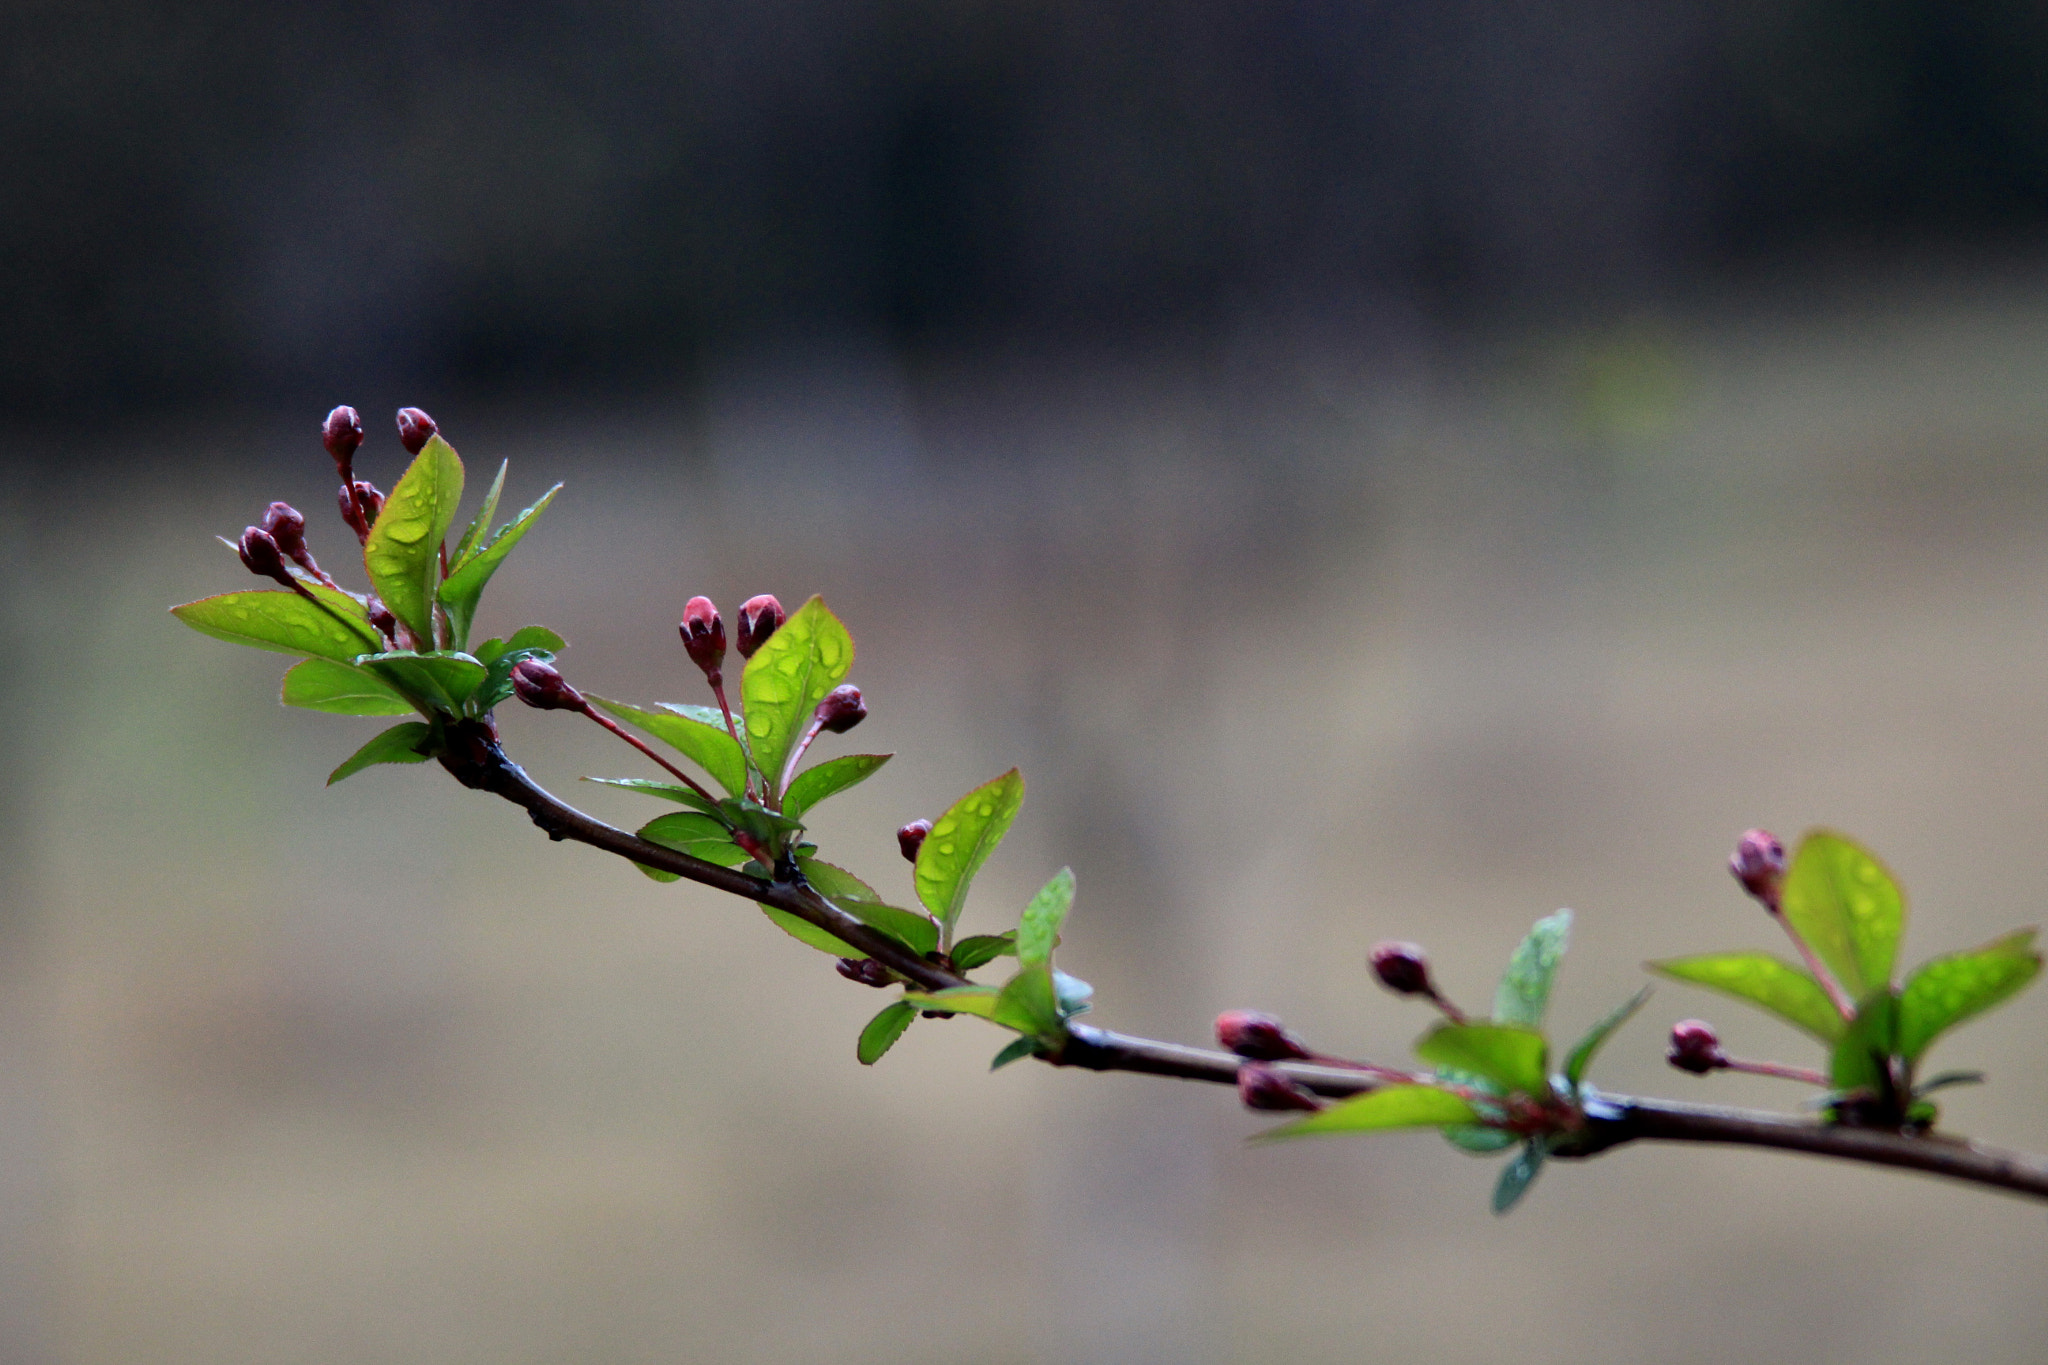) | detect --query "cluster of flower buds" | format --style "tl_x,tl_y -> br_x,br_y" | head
897,819 -> 932,862
1729,828 -> 1787,912
1666,1019 -> 1727,1075
1235,1062 -> 1324,1112
324,405 -> 386,542
835,958 -> 893,988
510,658 -> 587,712
1214,1009 -> 1312,1062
